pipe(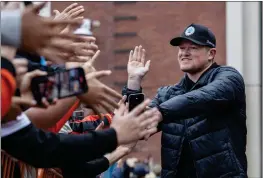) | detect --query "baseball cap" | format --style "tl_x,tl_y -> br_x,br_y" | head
170,23 -> 216,48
